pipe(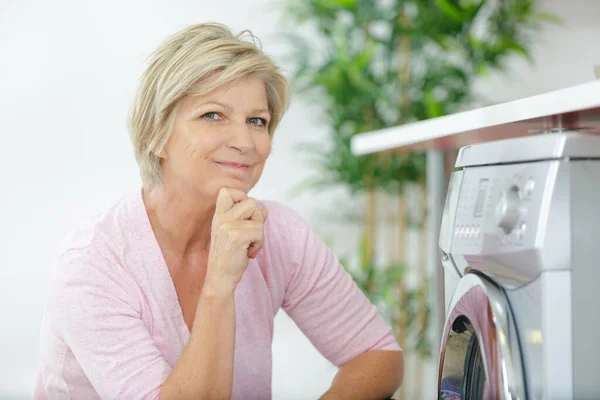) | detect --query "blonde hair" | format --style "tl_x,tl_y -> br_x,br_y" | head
128,23 -> 290,187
